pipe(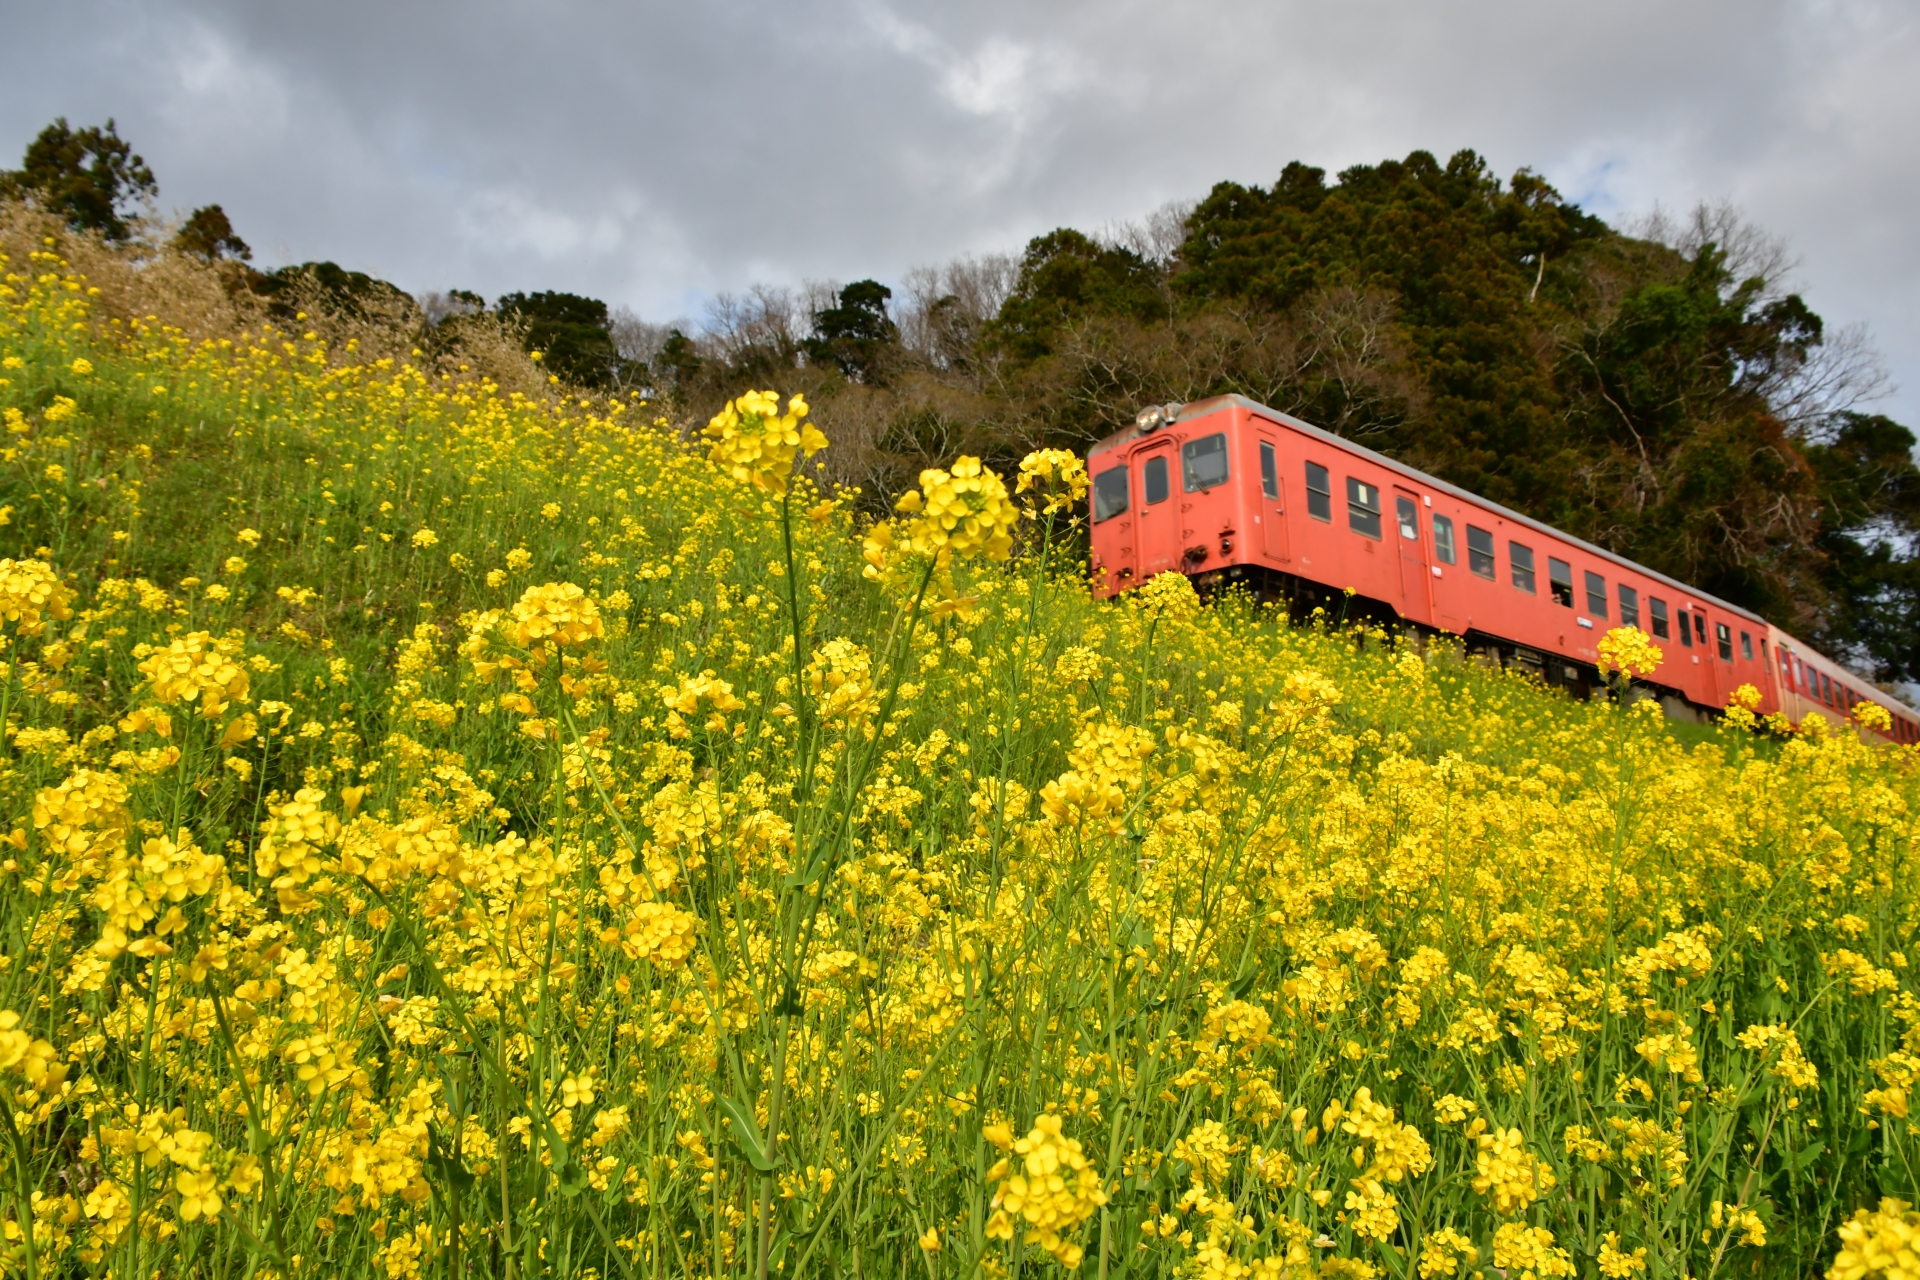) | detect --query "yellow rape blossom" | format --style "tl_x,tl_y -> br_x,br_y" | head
703,390 -> 824,493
